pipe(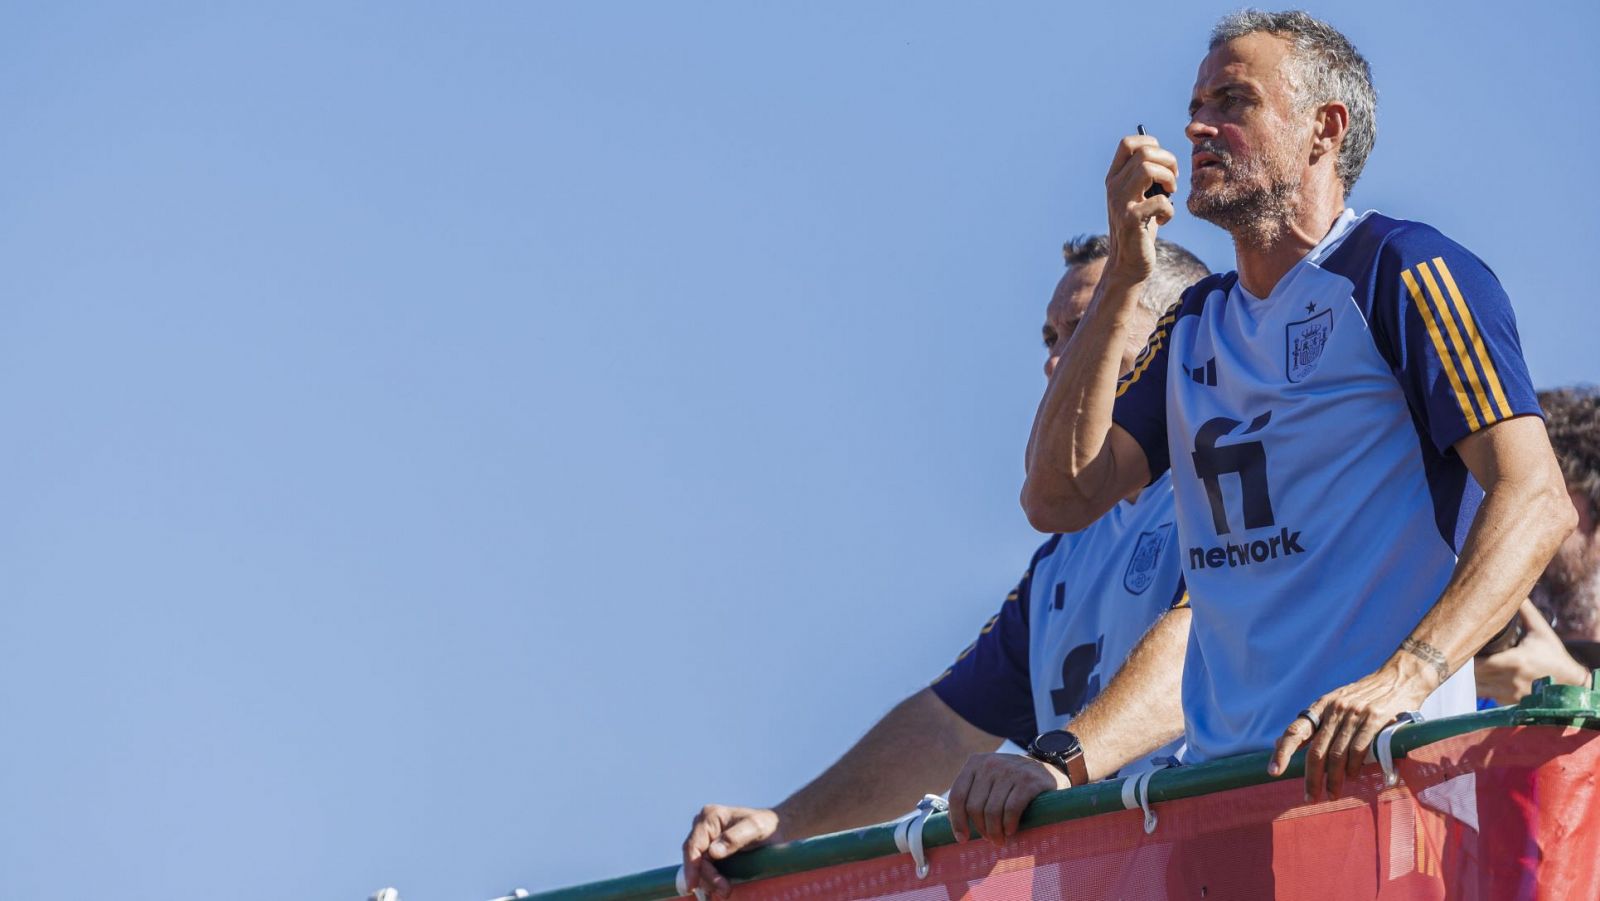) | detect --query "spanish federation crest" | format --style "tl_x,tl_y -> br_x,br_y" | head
1123,527 -> 1170,594
1285,308 -> 1333,383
